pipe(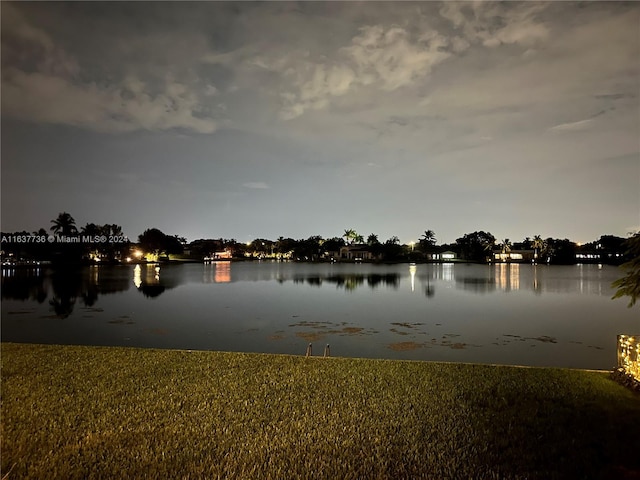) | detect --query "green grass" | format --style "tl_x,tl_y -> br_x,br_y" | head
2,343 -> 639,479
